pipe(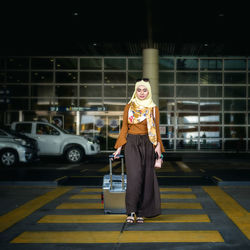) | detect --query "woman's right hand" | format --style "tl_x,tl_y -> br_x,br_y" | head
113,147 -> 122,160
